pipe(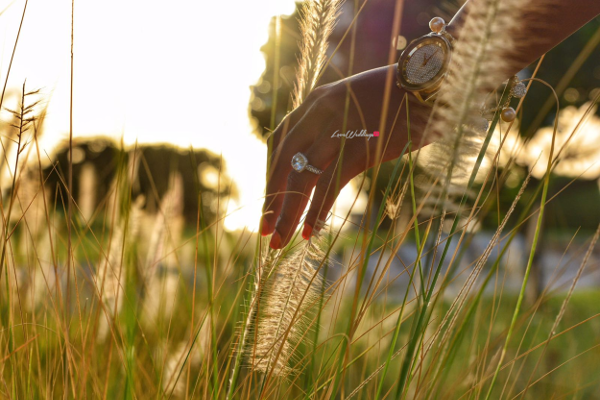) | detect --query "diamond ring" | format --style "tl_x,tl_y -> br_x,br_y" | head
291,152 -> 323,175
